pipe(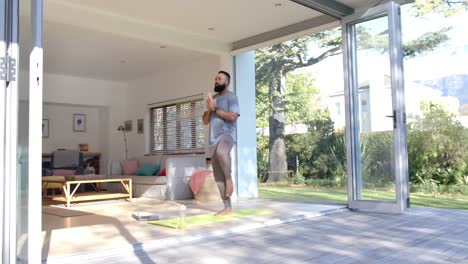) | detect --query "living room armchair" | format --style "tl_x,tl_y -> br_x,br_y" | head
45,150 -> 84,176
42,150 -> 84,196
